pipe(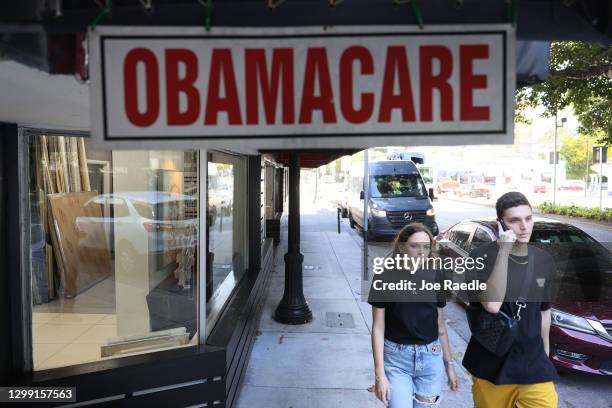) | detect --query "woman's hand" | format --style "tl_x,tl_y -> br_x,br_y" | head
445,363 -> 459,391
368,375 -> 391,406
